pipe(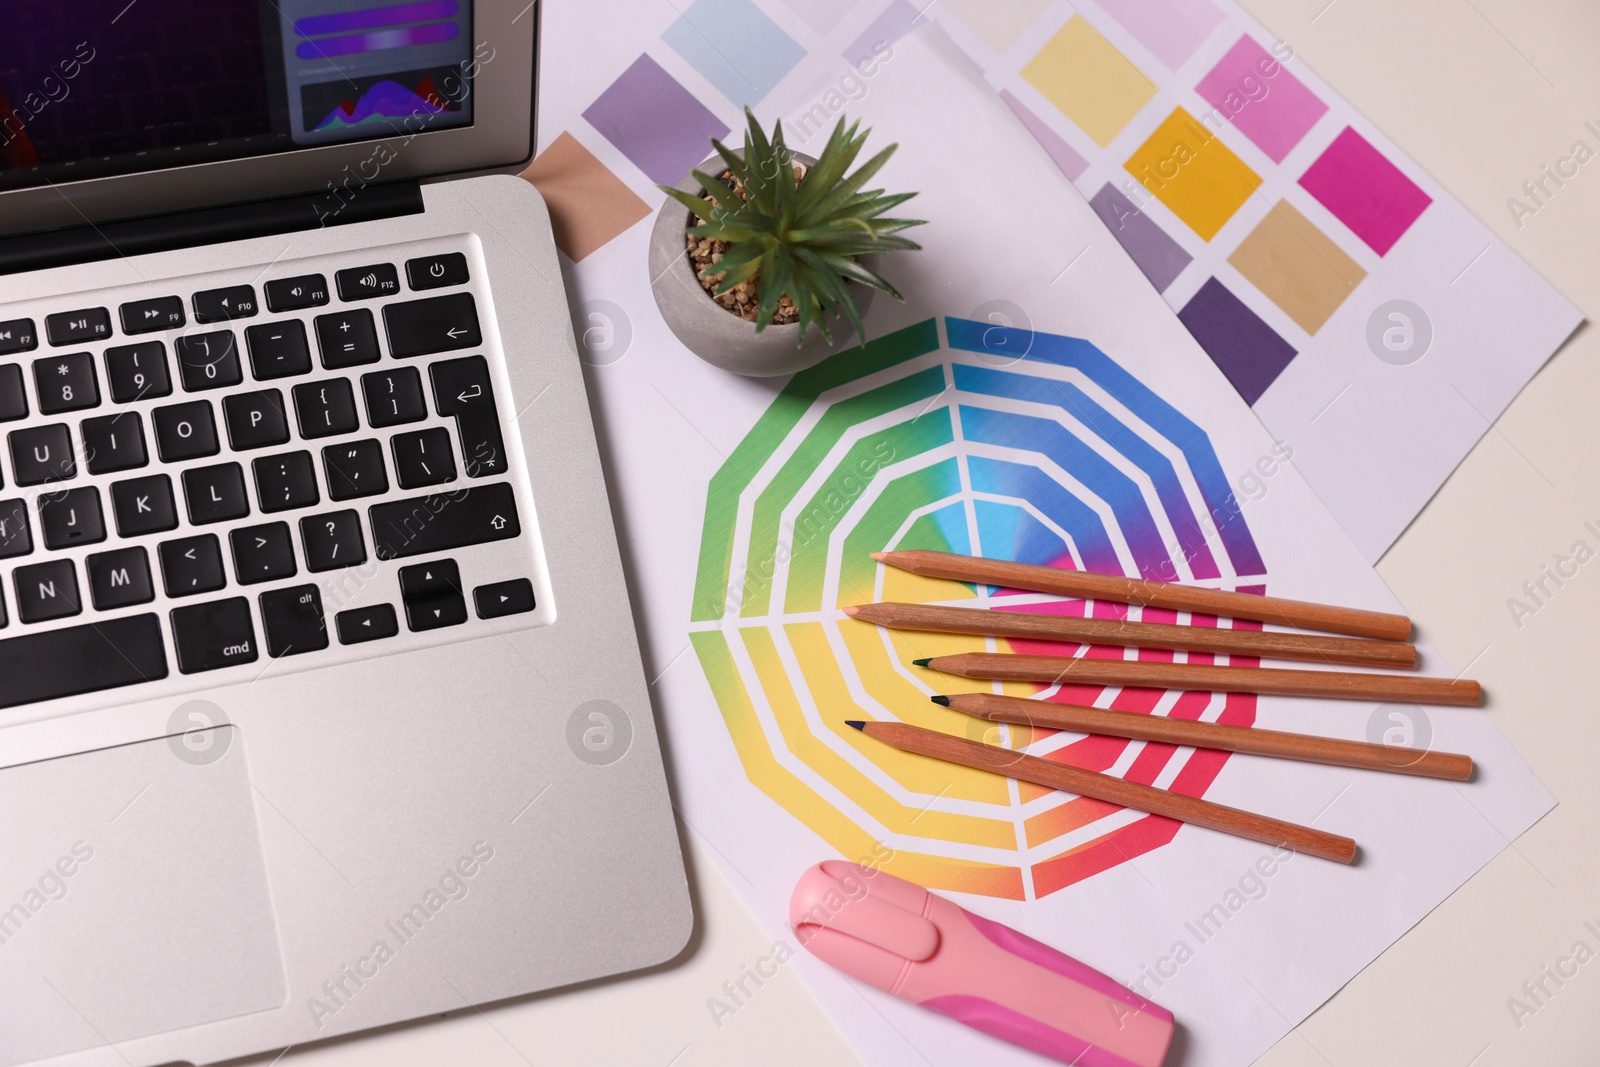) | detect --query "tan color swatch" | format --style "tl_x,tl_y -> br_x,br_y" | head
1228,200 -> 1367,334
521,131 -> 651,262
